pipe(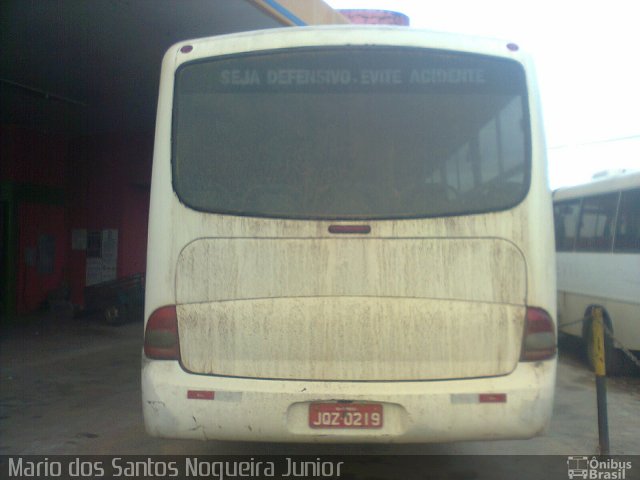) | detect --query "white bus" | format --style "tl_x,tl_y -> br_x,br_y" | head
142,26 -> 556,443
554,170 -> 640,374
